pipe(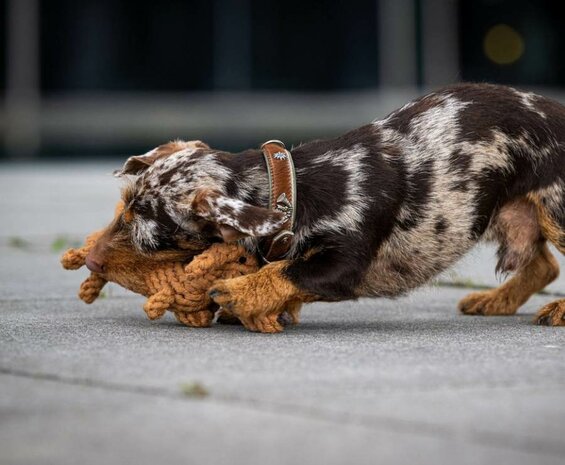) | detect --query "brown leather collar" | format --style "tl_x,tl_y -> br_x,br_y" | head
259,140 -> 297,262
